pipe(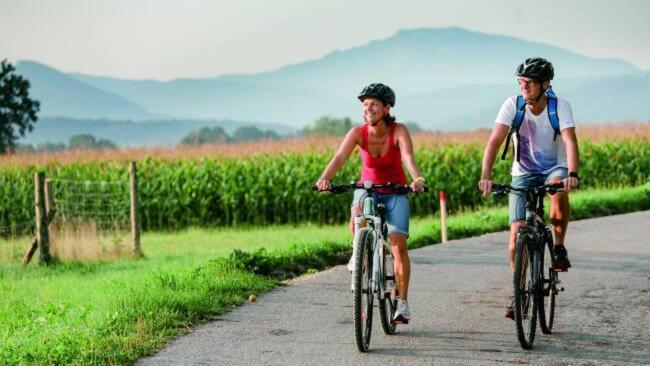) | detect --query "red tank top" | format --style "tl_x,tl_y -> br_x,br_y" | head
359,123 -> 407,185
